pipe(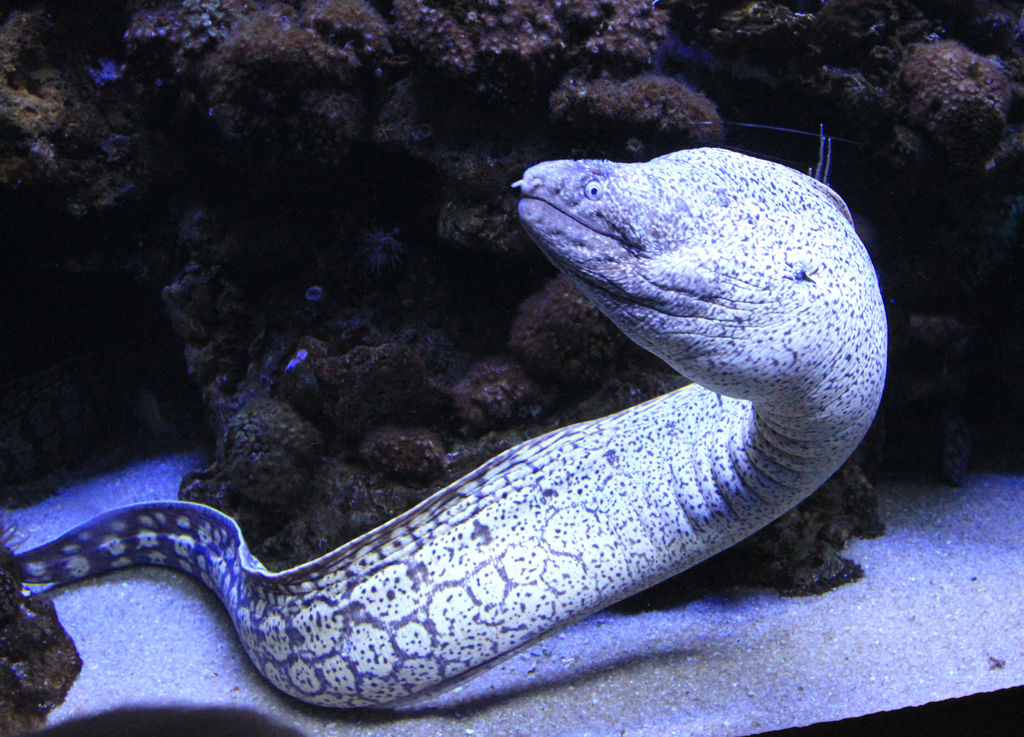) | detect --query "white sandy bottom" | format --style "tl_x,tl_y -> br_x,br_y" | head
9,454 -> 1024,736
